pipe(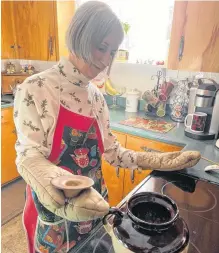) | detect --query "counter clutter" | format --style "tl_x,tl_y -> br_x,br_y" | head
109,109 -> 219,184
2,95 -> 218,185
